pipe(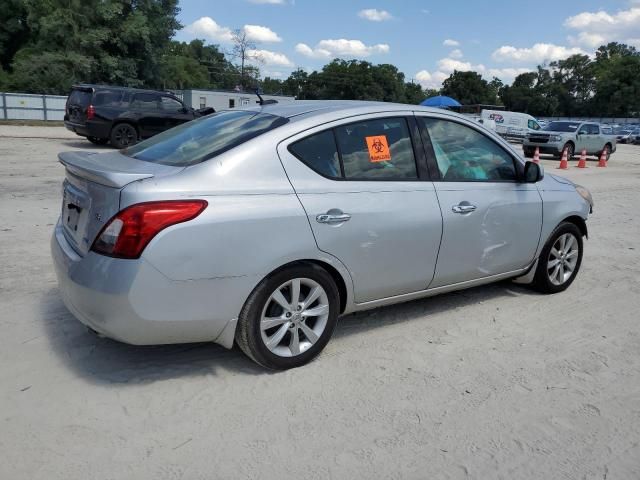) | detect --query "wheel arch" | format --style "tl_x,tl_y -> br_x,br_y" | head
562,215 -> 588,239
265,259 -> 350,314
